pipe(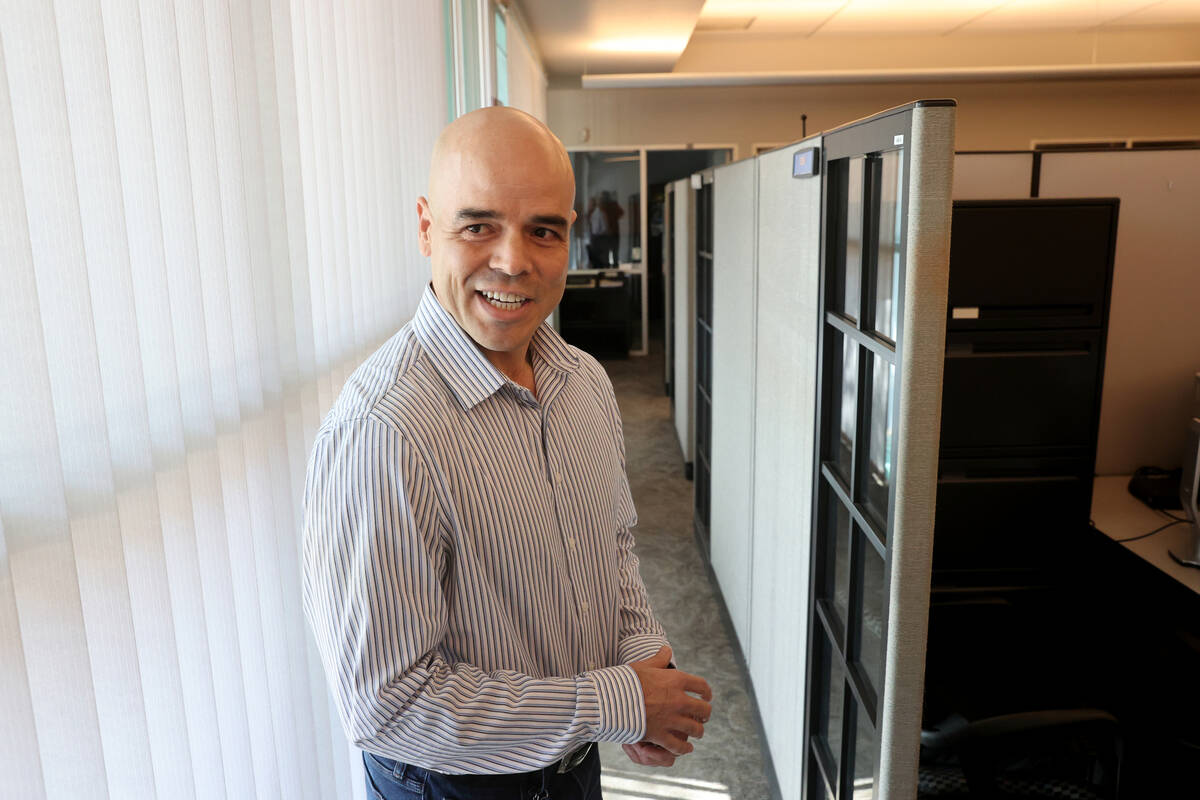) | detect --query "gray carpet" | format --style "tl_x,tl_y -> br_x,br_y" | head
596,342 -> 773,800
